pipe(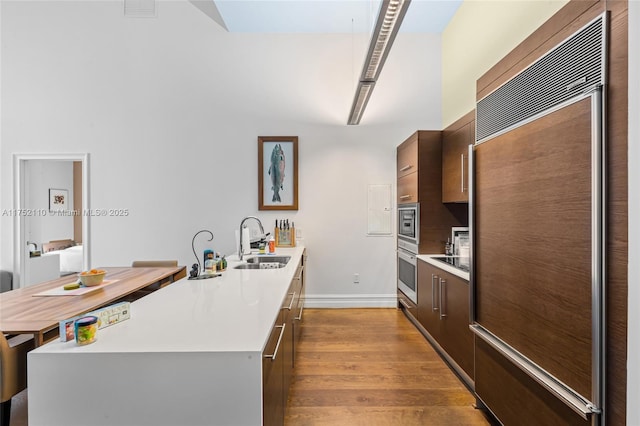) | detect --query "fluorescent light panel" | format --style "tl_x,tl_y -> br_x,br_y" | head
348,82 -> 376,126
347,0 -> 411,125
